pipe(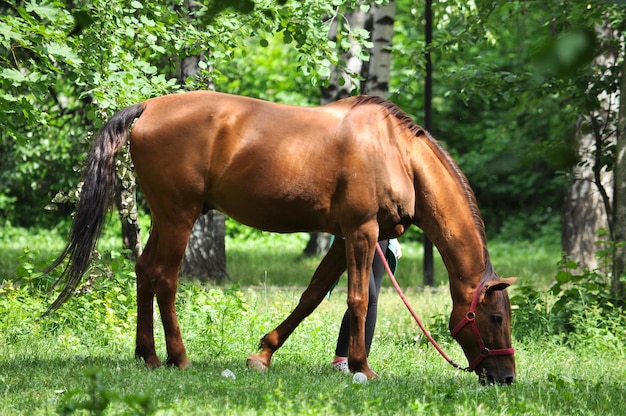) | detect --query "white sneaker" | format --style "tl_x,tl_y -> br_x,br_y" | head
331,358 -> 350,374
